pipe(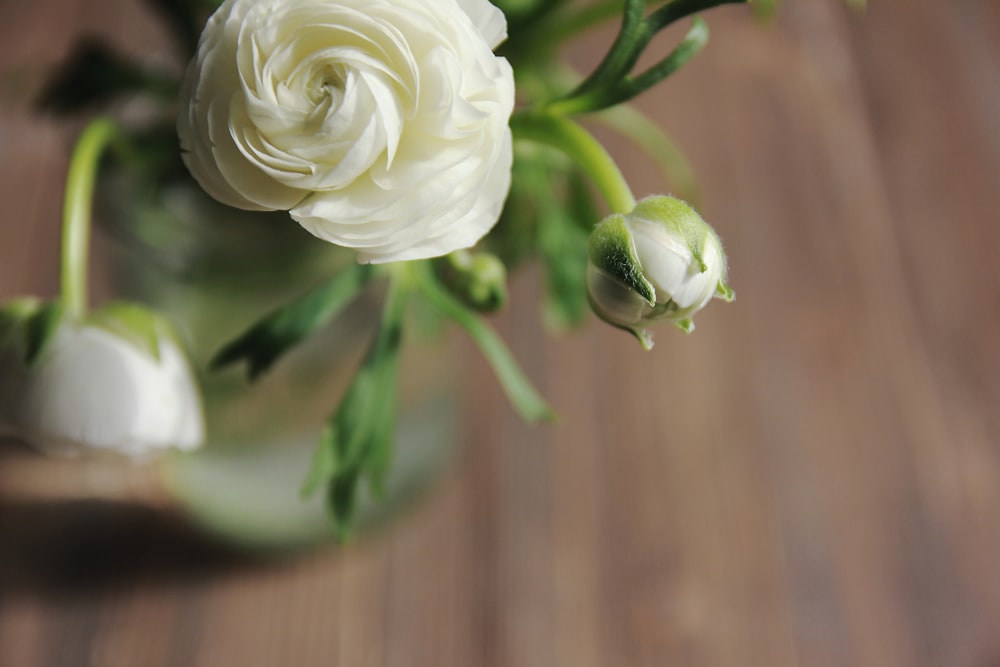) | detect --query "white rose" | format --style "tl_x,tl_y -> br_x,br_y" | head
178,0 -> 515,264
587,196 -> 733,348
0,303 -> 204,458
